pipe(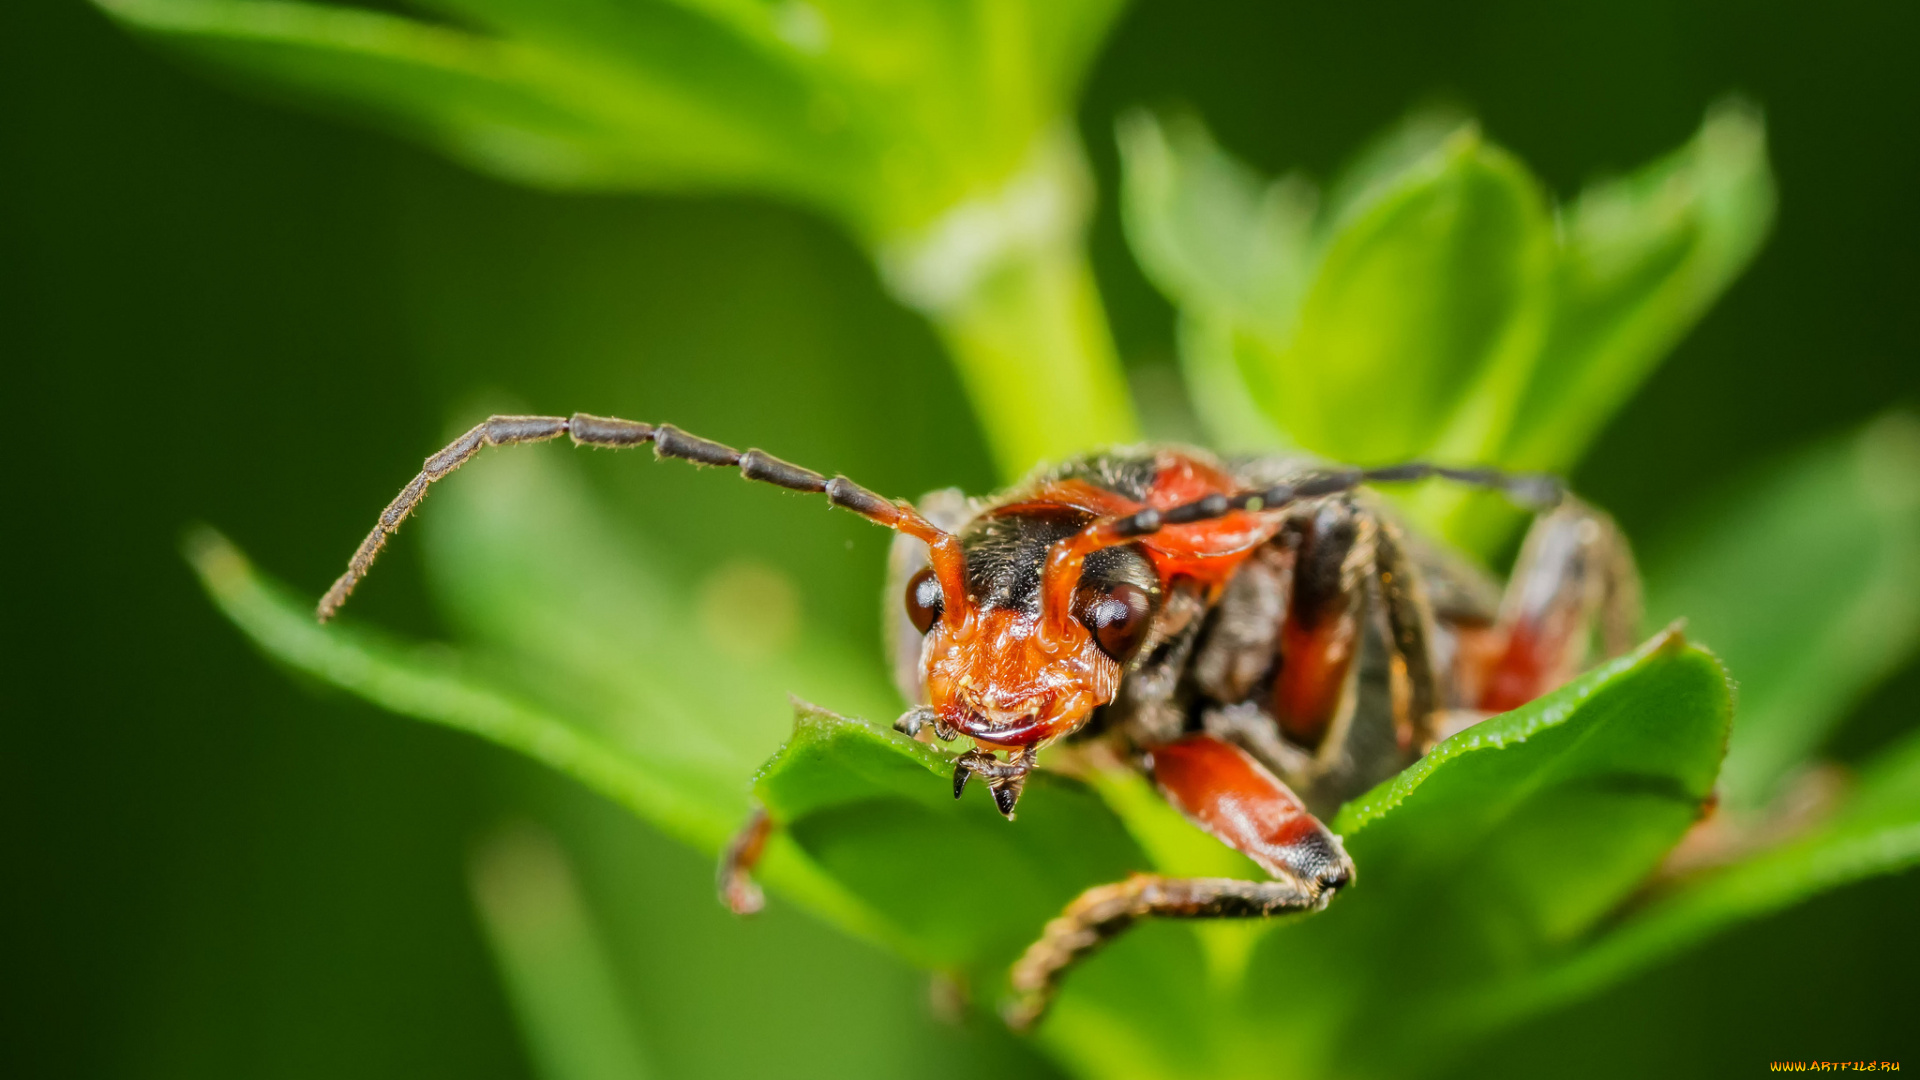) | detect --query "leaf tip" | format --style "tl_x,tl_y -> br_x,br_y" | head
1112,107 -> 1160,156
1700,95 -> 1769,158
1649,619 -> 1690,655
180,523 -> 249,596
